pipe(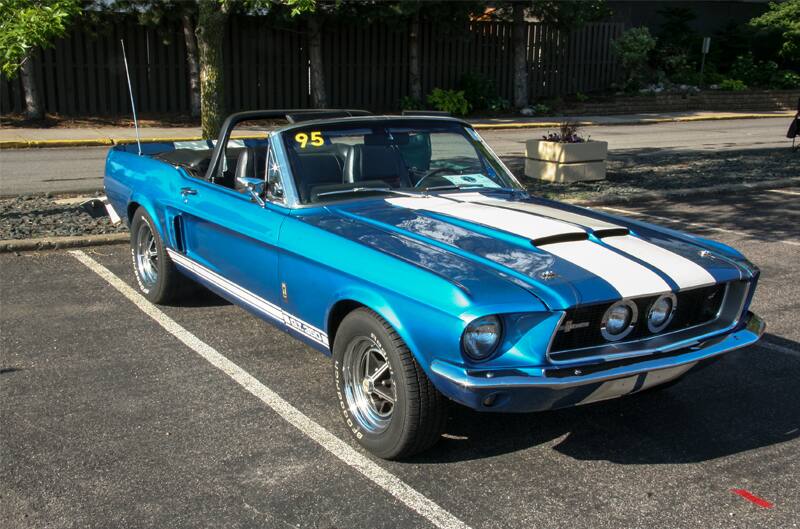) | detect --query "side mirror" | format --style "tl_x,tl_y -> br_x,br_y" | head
237,176 -> 266,206
267,180 -> 284,200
